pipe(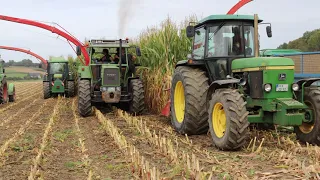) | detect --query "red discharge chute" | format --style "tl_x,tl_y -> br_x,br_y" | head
0,45 -> 47,67
227,0 -> 253,14
0,15 -> 89,66
161,0 -> 254,117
